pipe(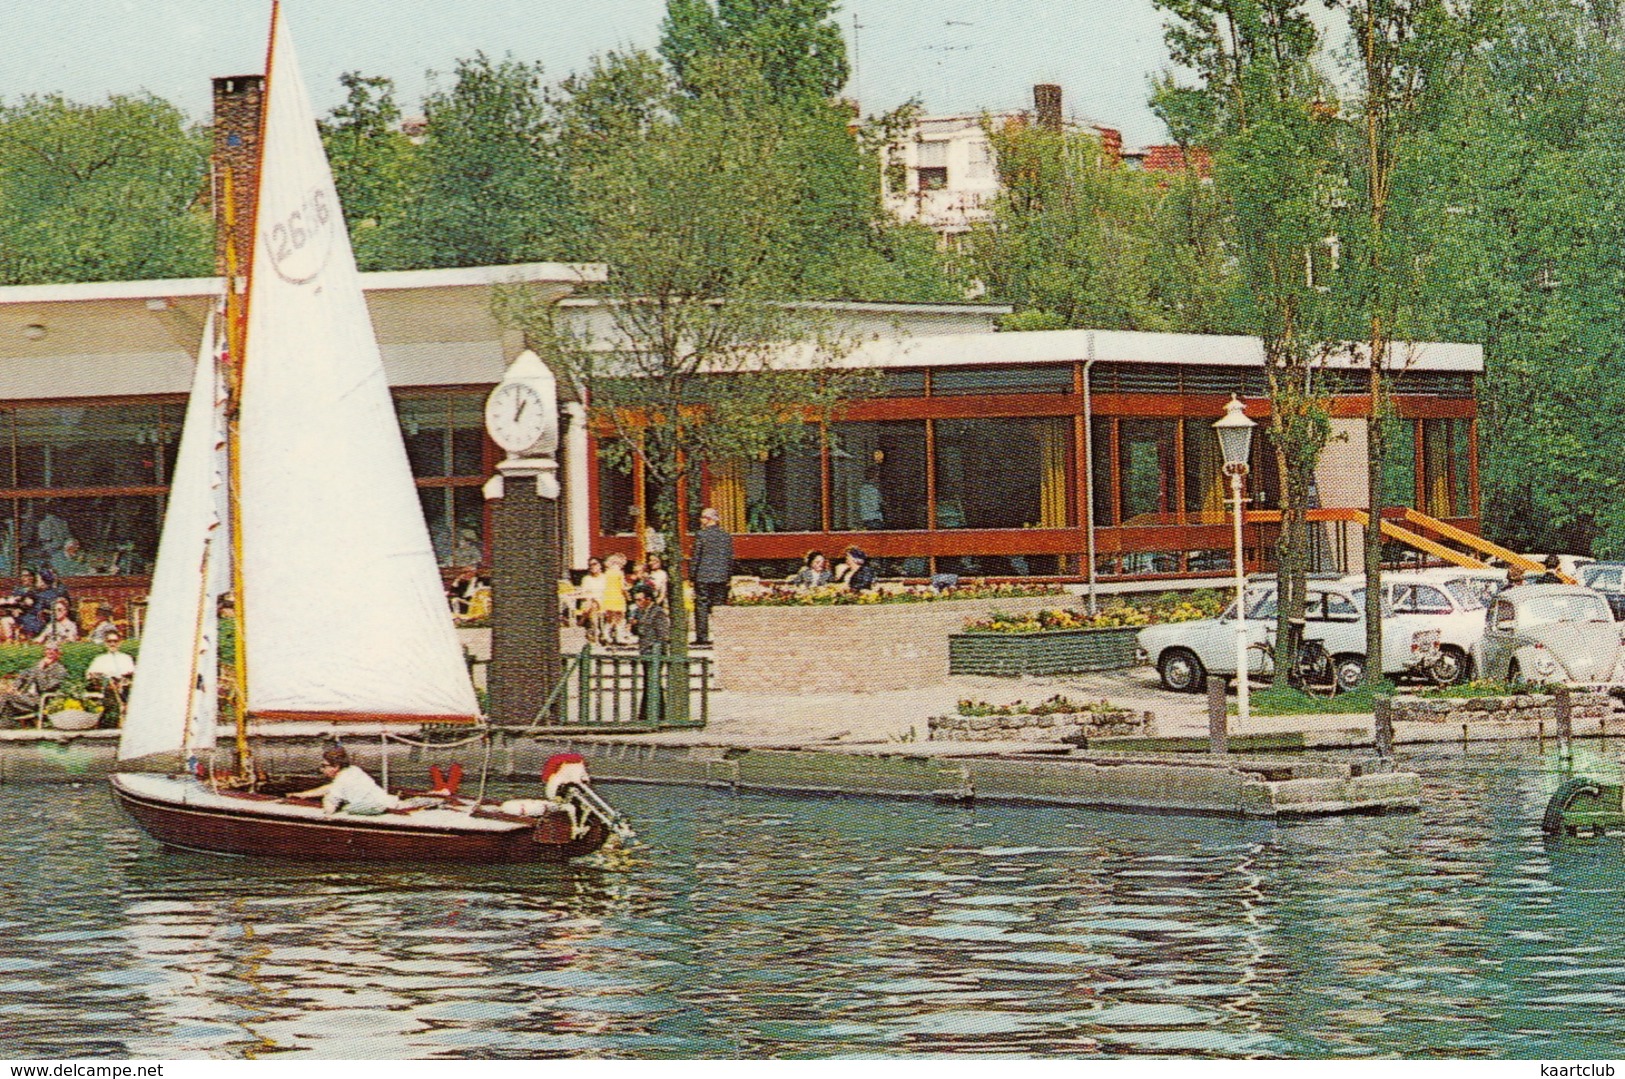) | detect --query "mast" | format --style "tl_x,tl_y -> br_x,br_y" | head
222,2 -> 280,779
